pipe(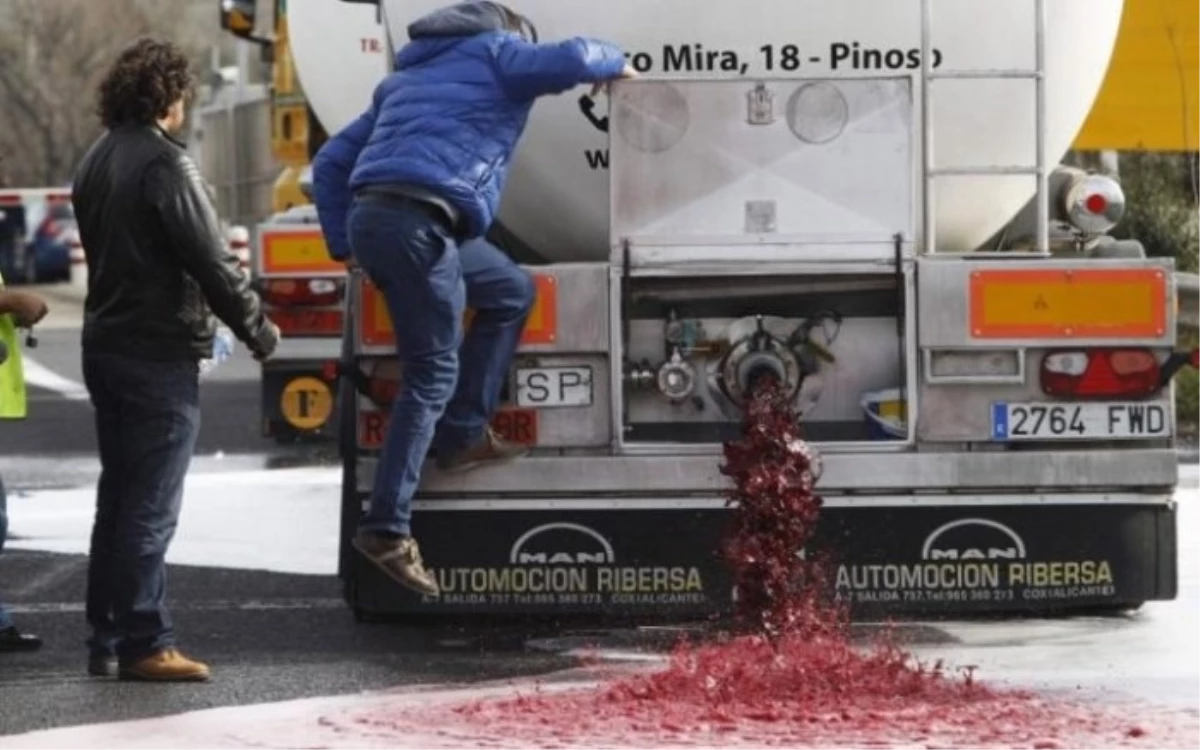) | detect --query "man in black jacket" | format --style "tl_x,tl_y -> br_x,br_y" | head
71,37 -> 279,683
